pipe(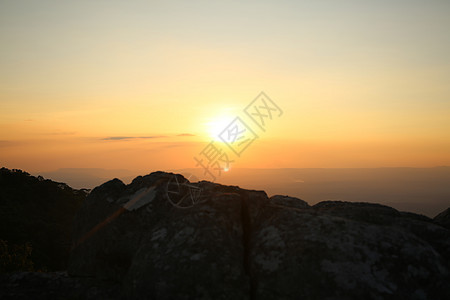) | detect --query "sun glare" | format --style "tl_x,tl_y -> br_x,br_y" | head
207,115 -> 234,142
